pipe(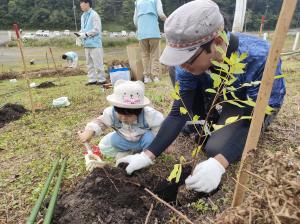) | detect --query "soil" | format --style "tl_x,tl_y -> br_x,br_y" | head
53,166 -> 173,224
0,103 -> 28,128
36,81 -> 56,88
